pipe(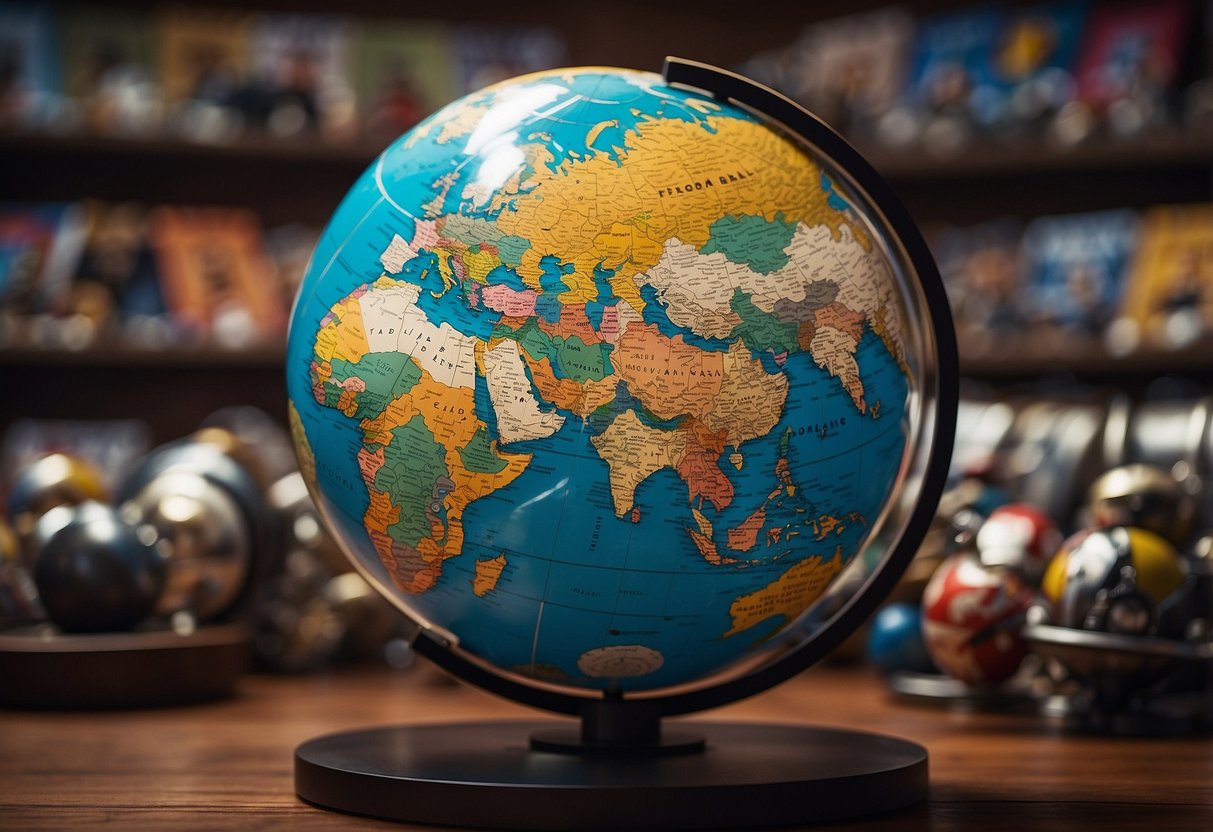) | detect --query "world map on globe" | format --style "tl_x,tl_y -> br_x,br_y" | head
286,67 -> 913,693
